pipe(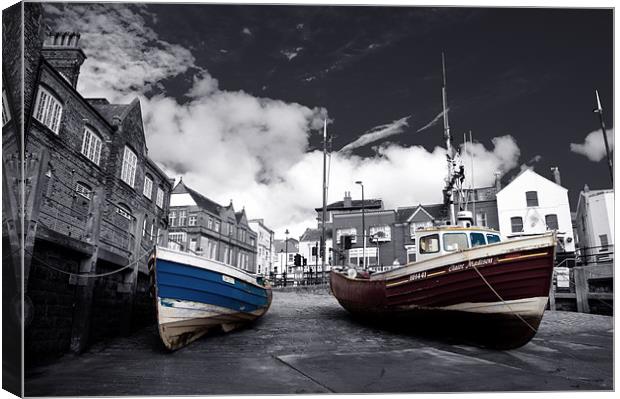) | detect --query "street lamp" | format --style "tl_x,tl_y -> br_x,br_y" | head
284,229 -> 289,287
355,181 -> 366,270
